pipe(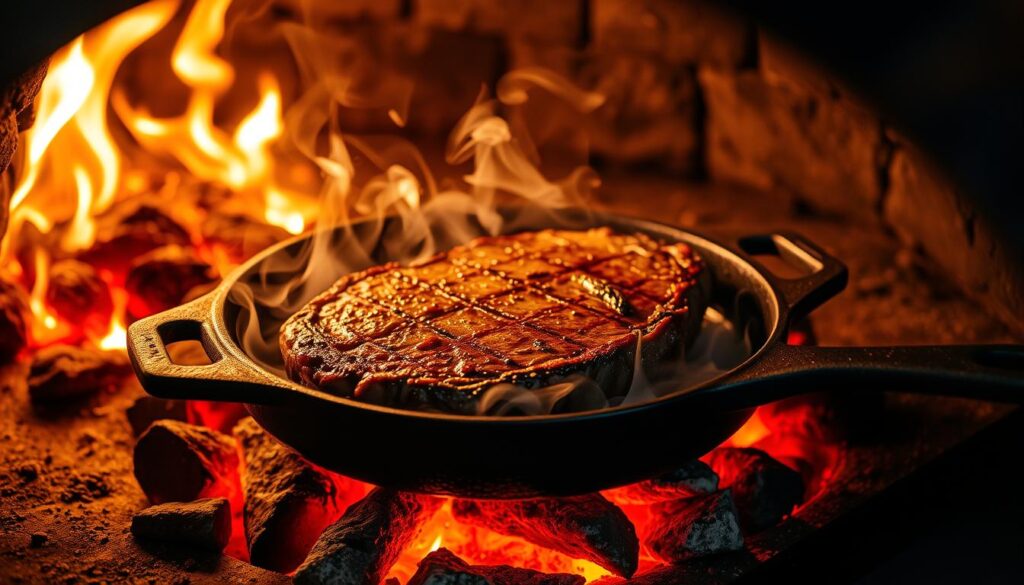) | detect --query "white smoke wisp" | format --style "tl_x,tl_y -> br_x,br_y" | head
228,20 -> 607,376
472,309 -> 751,416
